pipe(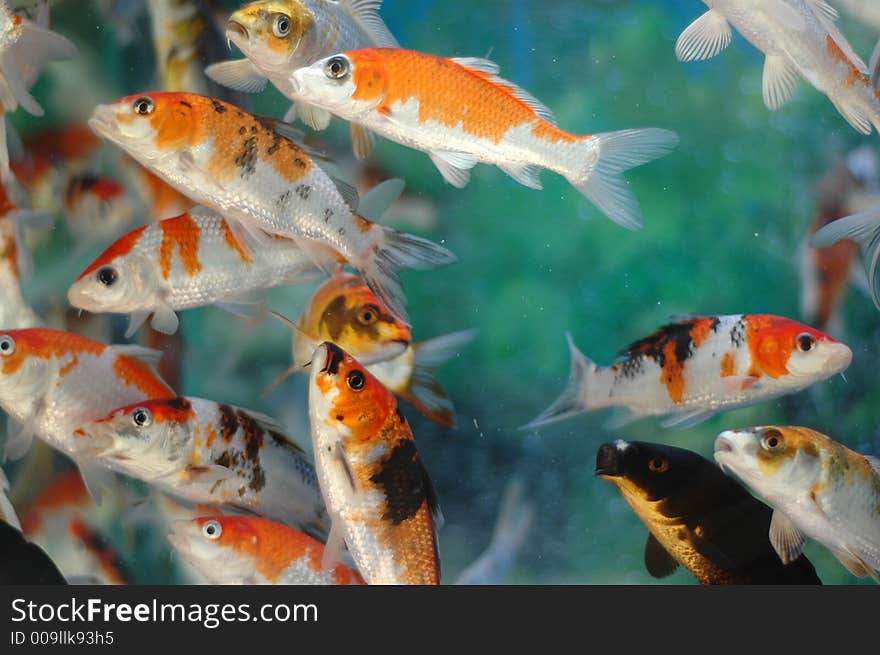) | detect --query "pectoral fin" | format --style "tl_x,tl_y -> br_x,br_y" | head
644,533 -> 679,578
831,547 -> 880,584
4,417 -> 36,461
769,510 -> 806,564
76,460 -> 117,507
297,102 -> 332,131
674,10 -> 732,62
762,54 -> 799,110
204,59 -> 268,93
428,150 -> 478,188
351,124 -> 375,160
321,517 -> 346,571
